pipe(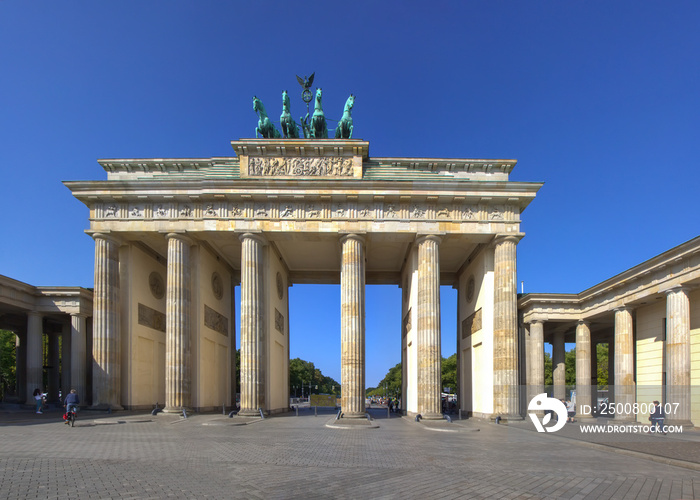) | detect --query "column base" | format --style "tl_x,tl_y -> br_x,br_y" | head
162,406 -> 193,414
341,411 -> 366,419
238,408 -> 264,418
420,412 -> 444,421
